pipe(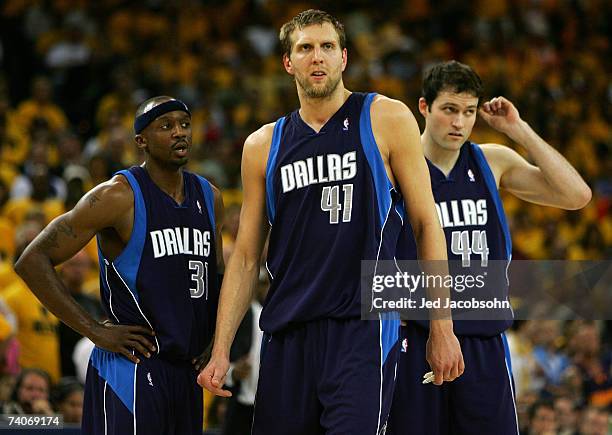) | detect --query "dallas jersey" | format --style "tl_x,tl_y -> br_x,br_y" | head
396,142 -> 513,336
95,166 -> 218,360
263,92 -> 403,333
83,166 -> 216,434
